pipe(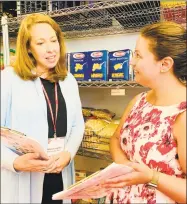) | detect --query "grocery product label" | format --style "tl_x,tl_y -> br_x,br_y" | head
68,52 -> 90,81
87,50 -> 108,81
108,49 -> 132,81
